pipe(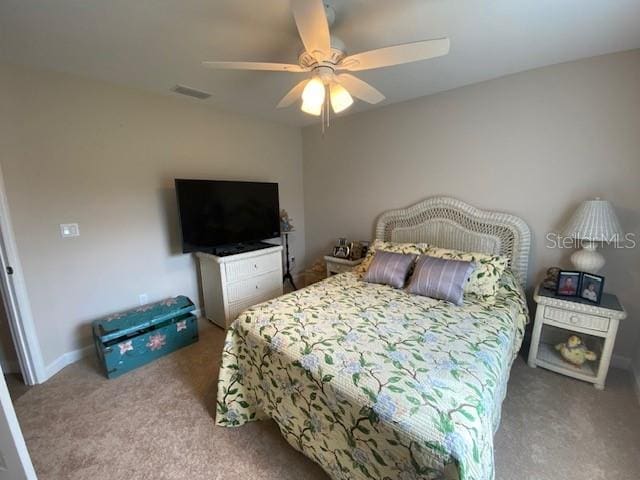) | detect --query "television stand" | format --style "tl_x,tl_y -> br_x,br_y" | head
195,245 -> 283,329
209,242 -> 274,257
